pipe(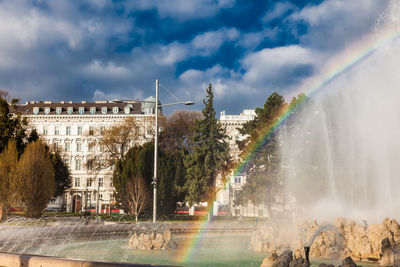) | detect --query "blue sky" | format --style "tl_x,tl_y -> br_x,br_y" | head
0,0 -> 389,114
